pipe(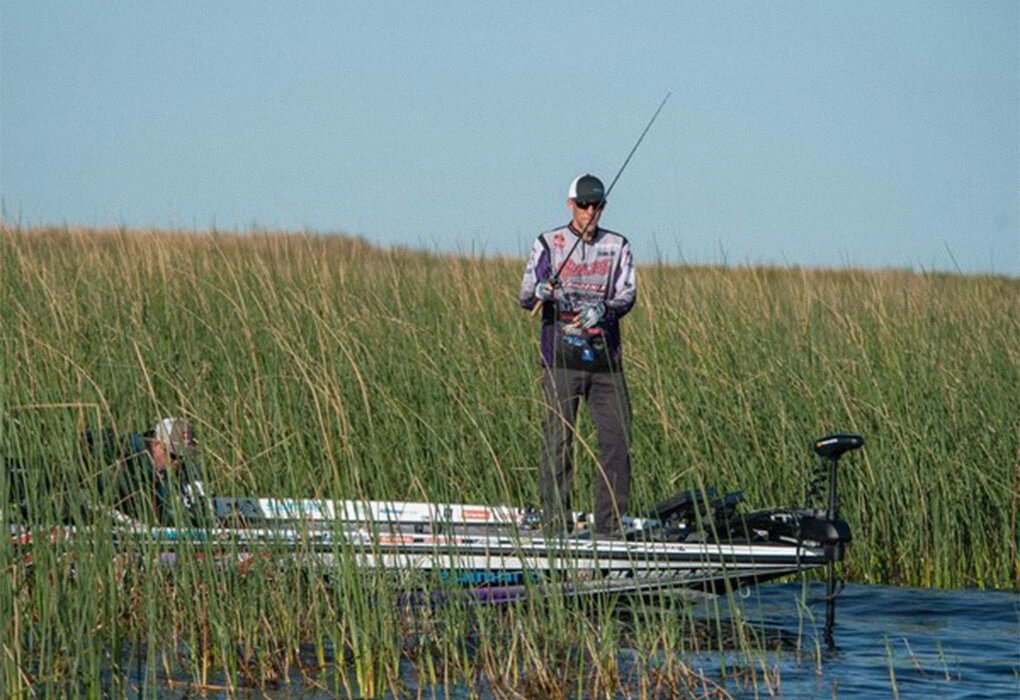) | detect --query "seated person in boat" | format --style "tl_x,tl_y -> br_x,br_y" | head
100,417 -> 209,526
3,418 -> 208,526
